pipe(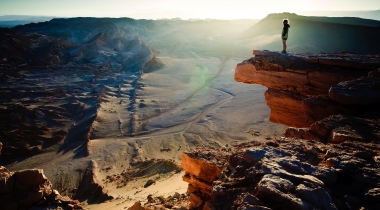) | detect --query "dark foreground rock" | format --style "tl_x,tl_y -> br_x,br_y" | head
0,166 -> 83,210
182,138 -> 380,210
